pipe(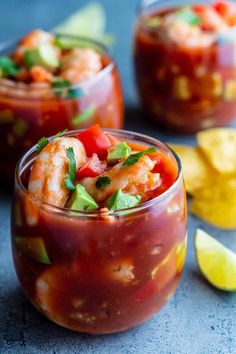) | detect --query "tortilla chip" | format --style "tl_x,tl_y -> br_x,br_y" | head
170,144 -> 215,195
191,177 -> 236,229
197,128 -> 236,175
